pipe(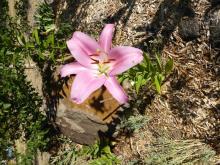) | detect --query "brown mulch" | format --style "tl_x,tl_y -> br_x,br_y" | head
100,0 -> 219,162
55,0 -> 220,162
